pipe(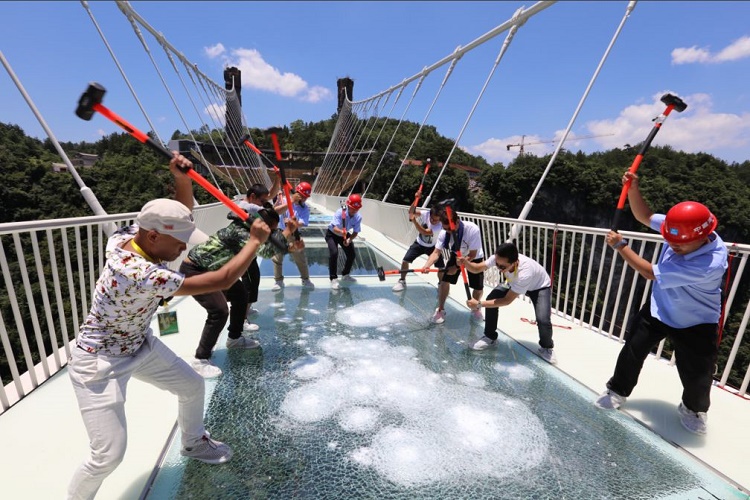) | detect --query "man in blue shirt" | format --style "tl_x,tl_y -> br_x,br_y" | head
595,171 -> 727,436
326,193 -> 363,290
